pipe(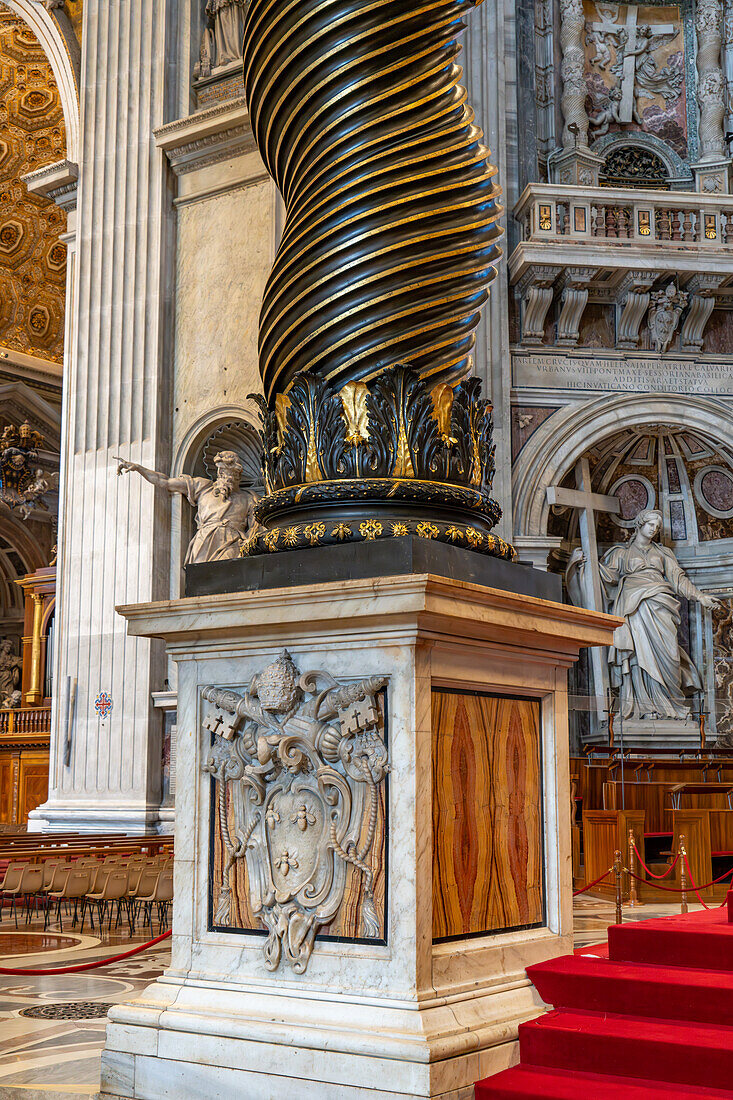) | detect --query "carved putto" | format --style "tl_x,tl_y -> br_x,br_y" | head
202,652 -> 389,973
647,283 -> 688,353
